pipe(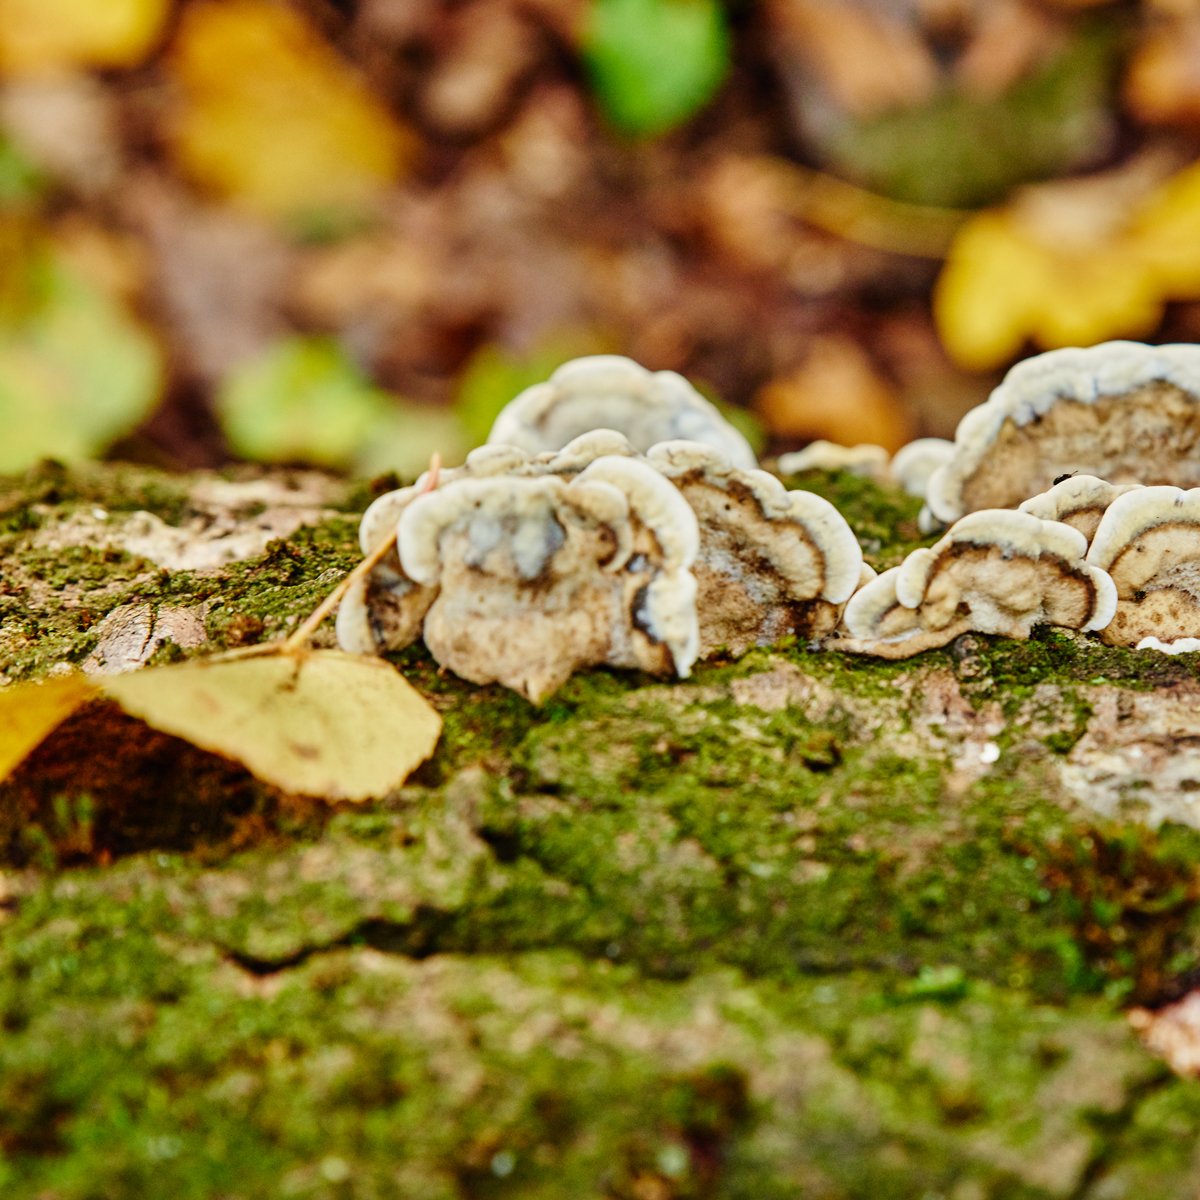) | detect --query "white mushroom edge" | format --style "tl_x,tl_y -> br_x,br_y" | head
487,354 -> 758,471
924,341 -> 1200,525
839,510 -> 1117,659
